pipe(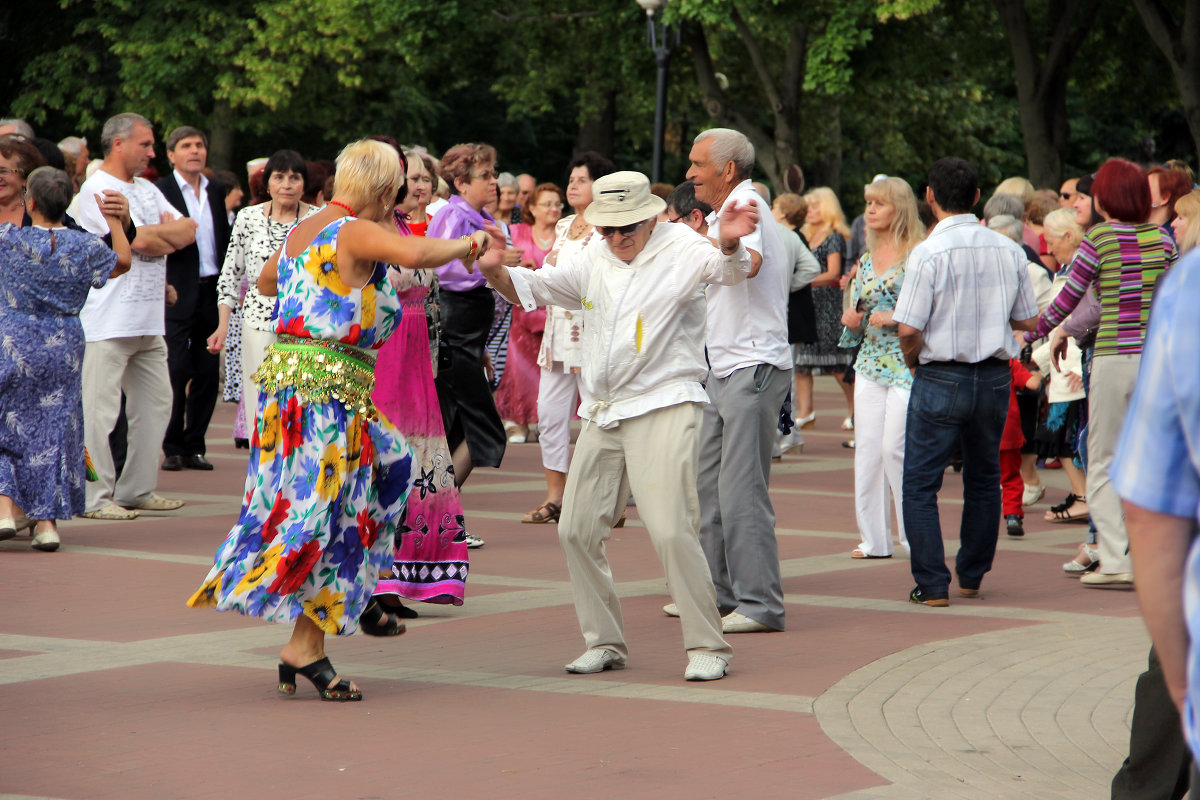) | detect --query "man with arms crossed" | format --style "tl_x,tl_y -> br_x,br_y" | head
74,112 -> 196,520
